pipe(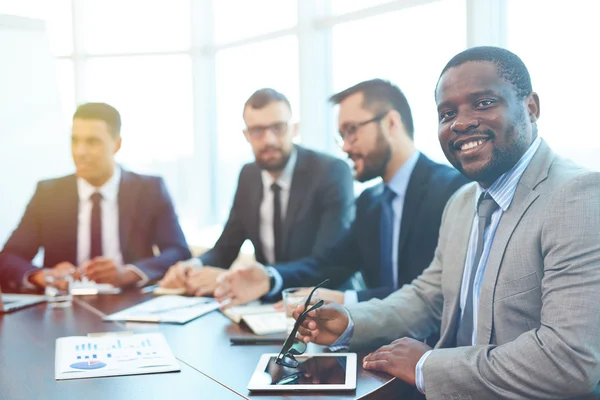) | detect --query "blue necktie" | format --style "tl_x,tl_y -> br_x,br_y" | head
379,185 -> 397,288
456,193 -> 499,346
